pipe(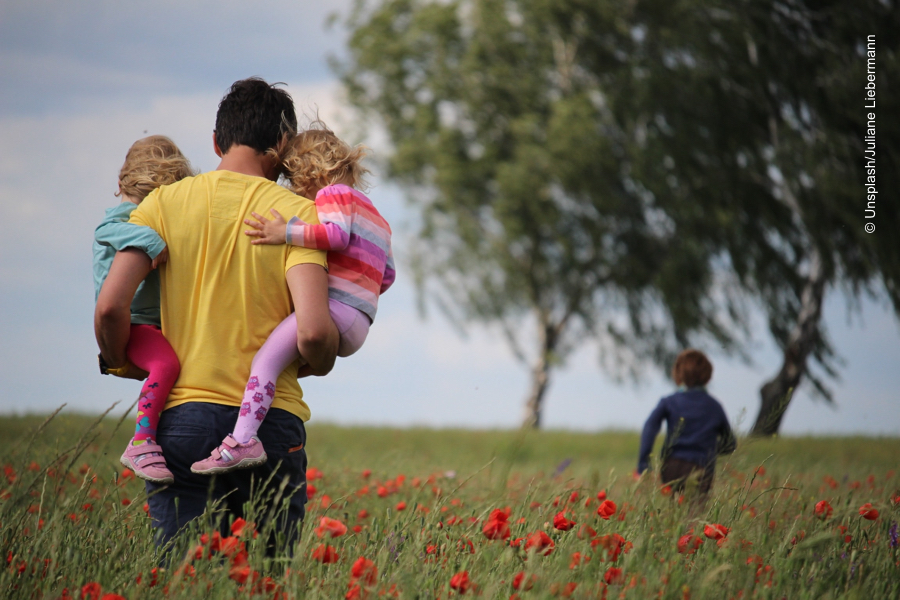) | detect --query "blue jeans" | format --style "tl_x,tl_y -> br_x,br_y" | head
146,402 -> 308,551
